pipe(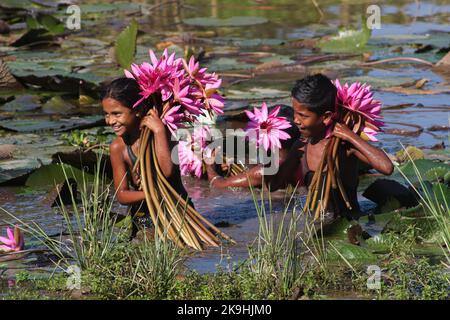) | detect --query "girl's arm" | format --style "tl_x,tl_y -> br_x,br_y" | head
109,140 -> 145,205
206,164 -> 263,188
140,109 -> 174,178
333,123 -> 393,175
